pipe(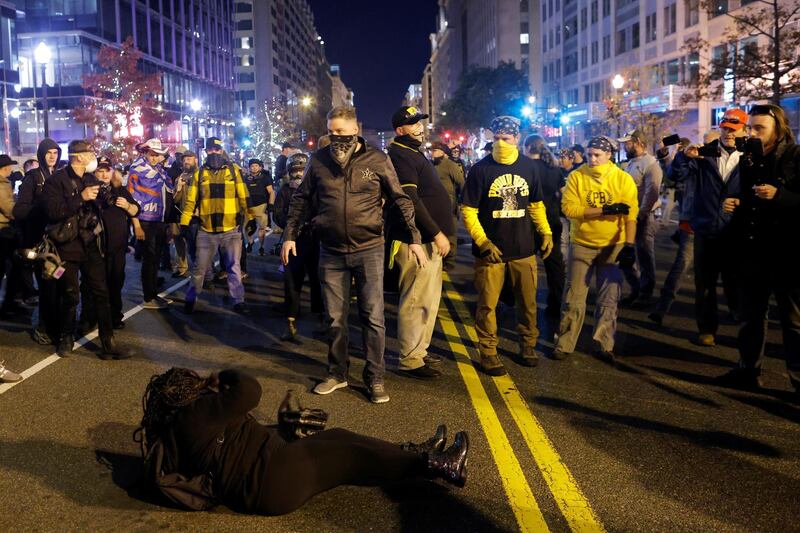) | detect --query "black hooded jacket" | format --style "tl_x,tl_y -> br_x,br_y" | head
13,138 -> 62,246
